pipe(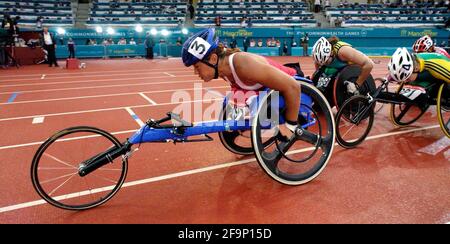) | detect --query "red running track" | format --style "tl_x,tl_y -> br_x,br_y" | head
0,57 -> 448,223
